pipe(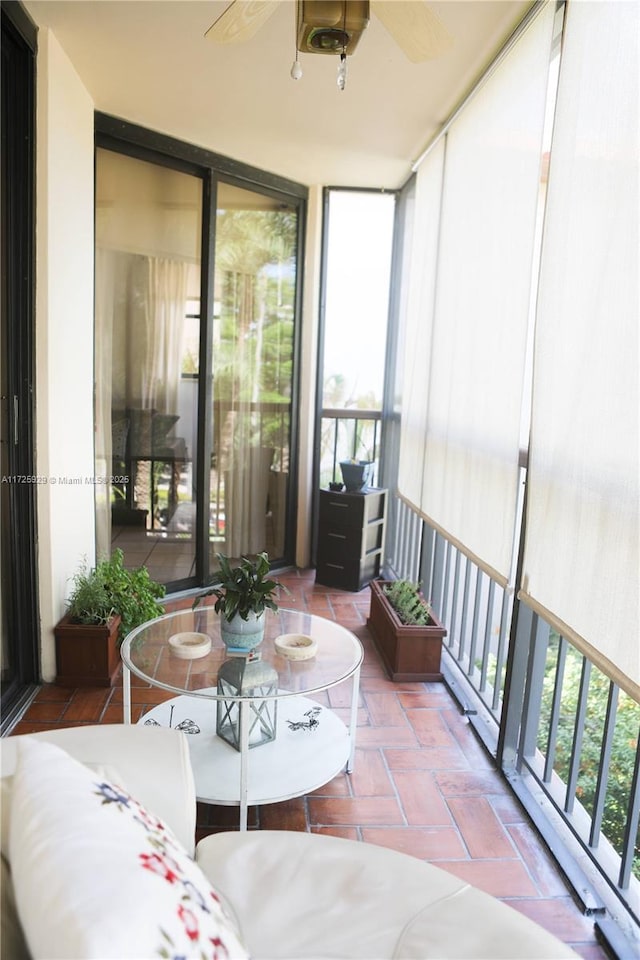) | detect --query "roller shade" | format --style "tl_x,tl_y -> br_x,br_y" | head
520,0 -> 640,696
398,3 -> 555,585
